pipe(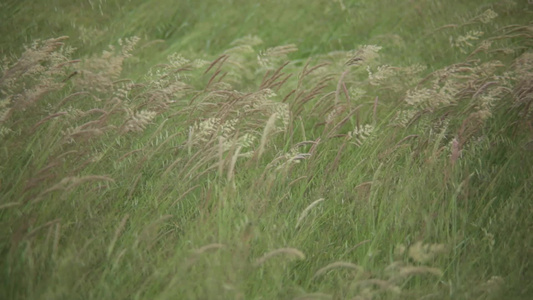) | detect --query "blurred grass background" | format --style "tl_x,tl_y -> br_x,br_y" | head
1,0 -> 521,72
